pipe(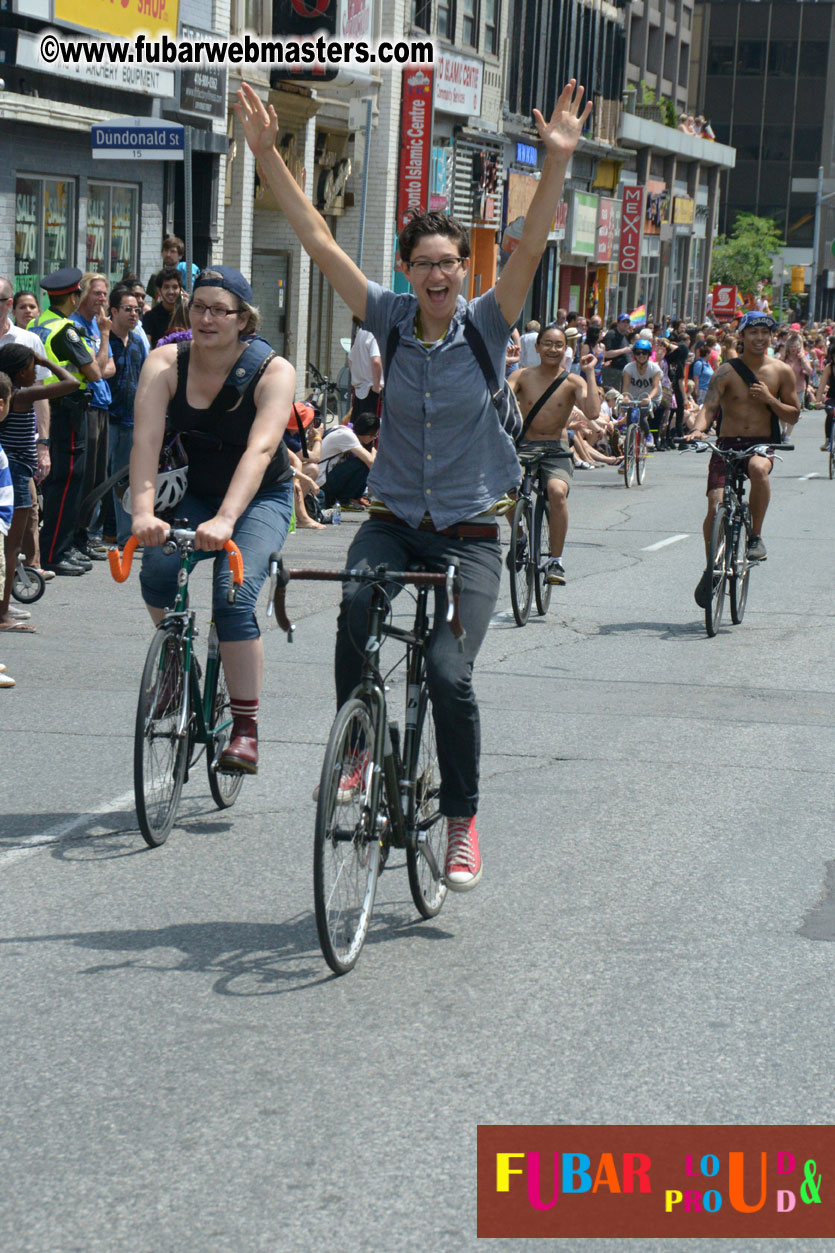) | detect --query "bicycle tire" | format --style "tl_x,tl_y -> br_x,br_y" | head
314,698 -> 382,974
508,498 -> 534,626
729,511 -> 751,625
135,625 -> 188,846
623,425 -> 637,488
705,505 -> 729,637
11,564 -> 45,604
206,656 -> 245,809
406,686 -> 448,919
635,426 -> 647,484
829,430 -> 835,480
533,491 -> 553,616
